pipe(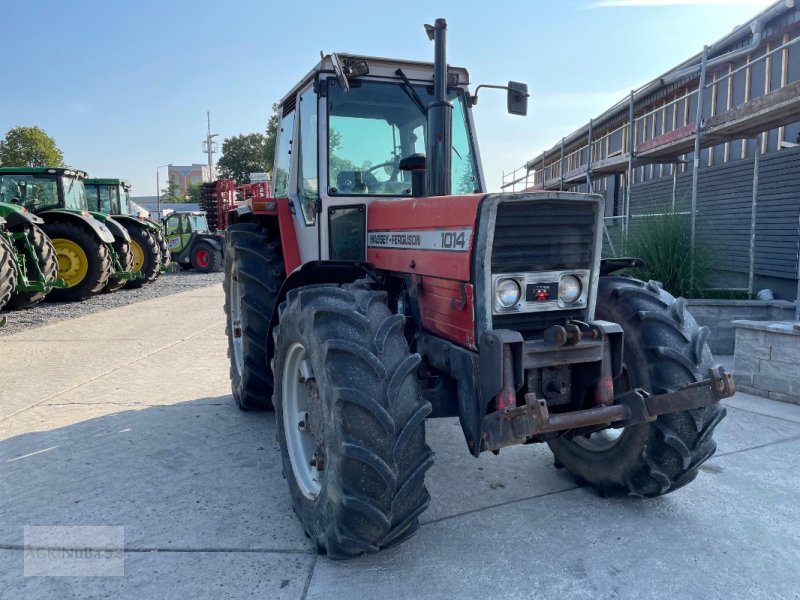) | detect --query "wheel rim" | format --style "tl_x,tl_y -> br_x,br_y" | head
282,342 -> 323,499
130,239 -> 145,272
51,238 -> 88,287
230,268 -> 244,375
572,367 -> 632,452
195,249 -> 210,267
573,427 -> 625,451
